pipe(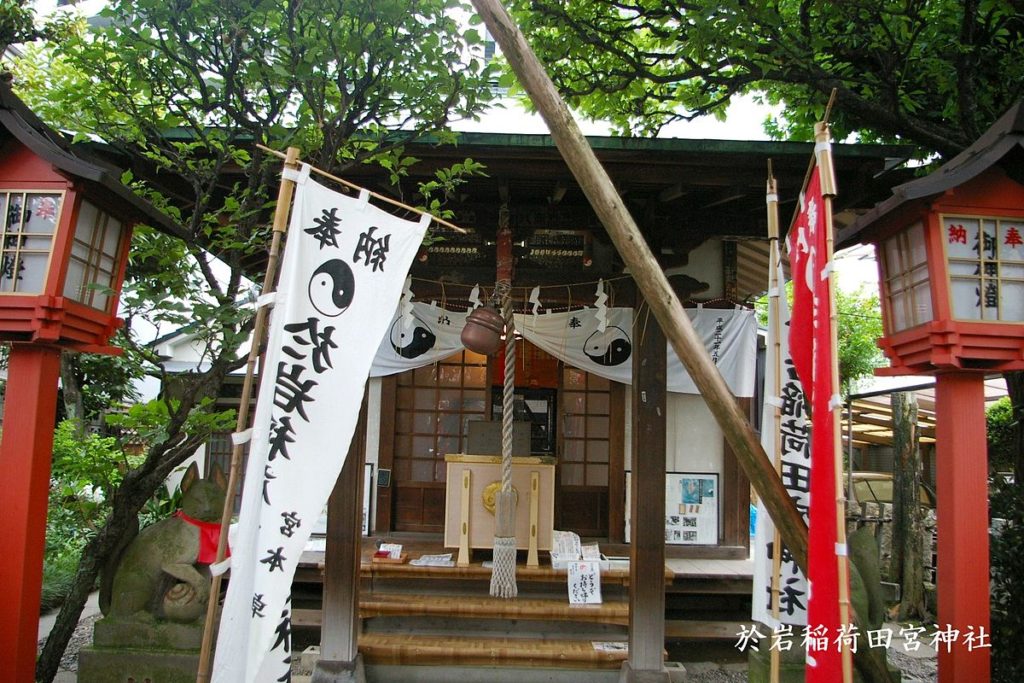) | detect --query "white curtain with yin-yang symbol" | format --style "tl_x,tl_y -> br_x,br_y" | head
515,307 -> 635,385
514,307 -> 756,397
370,301 -> 469,377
